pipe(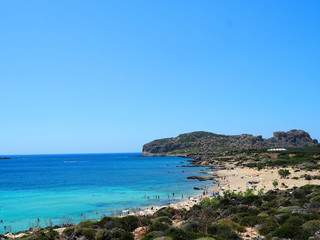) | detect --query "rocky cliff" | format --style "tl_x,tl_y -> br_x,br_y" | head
142,130 -> 319,156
